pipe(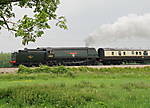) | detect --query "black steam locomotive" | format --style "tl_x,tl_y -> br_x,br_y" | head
10,47 -> 150,66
